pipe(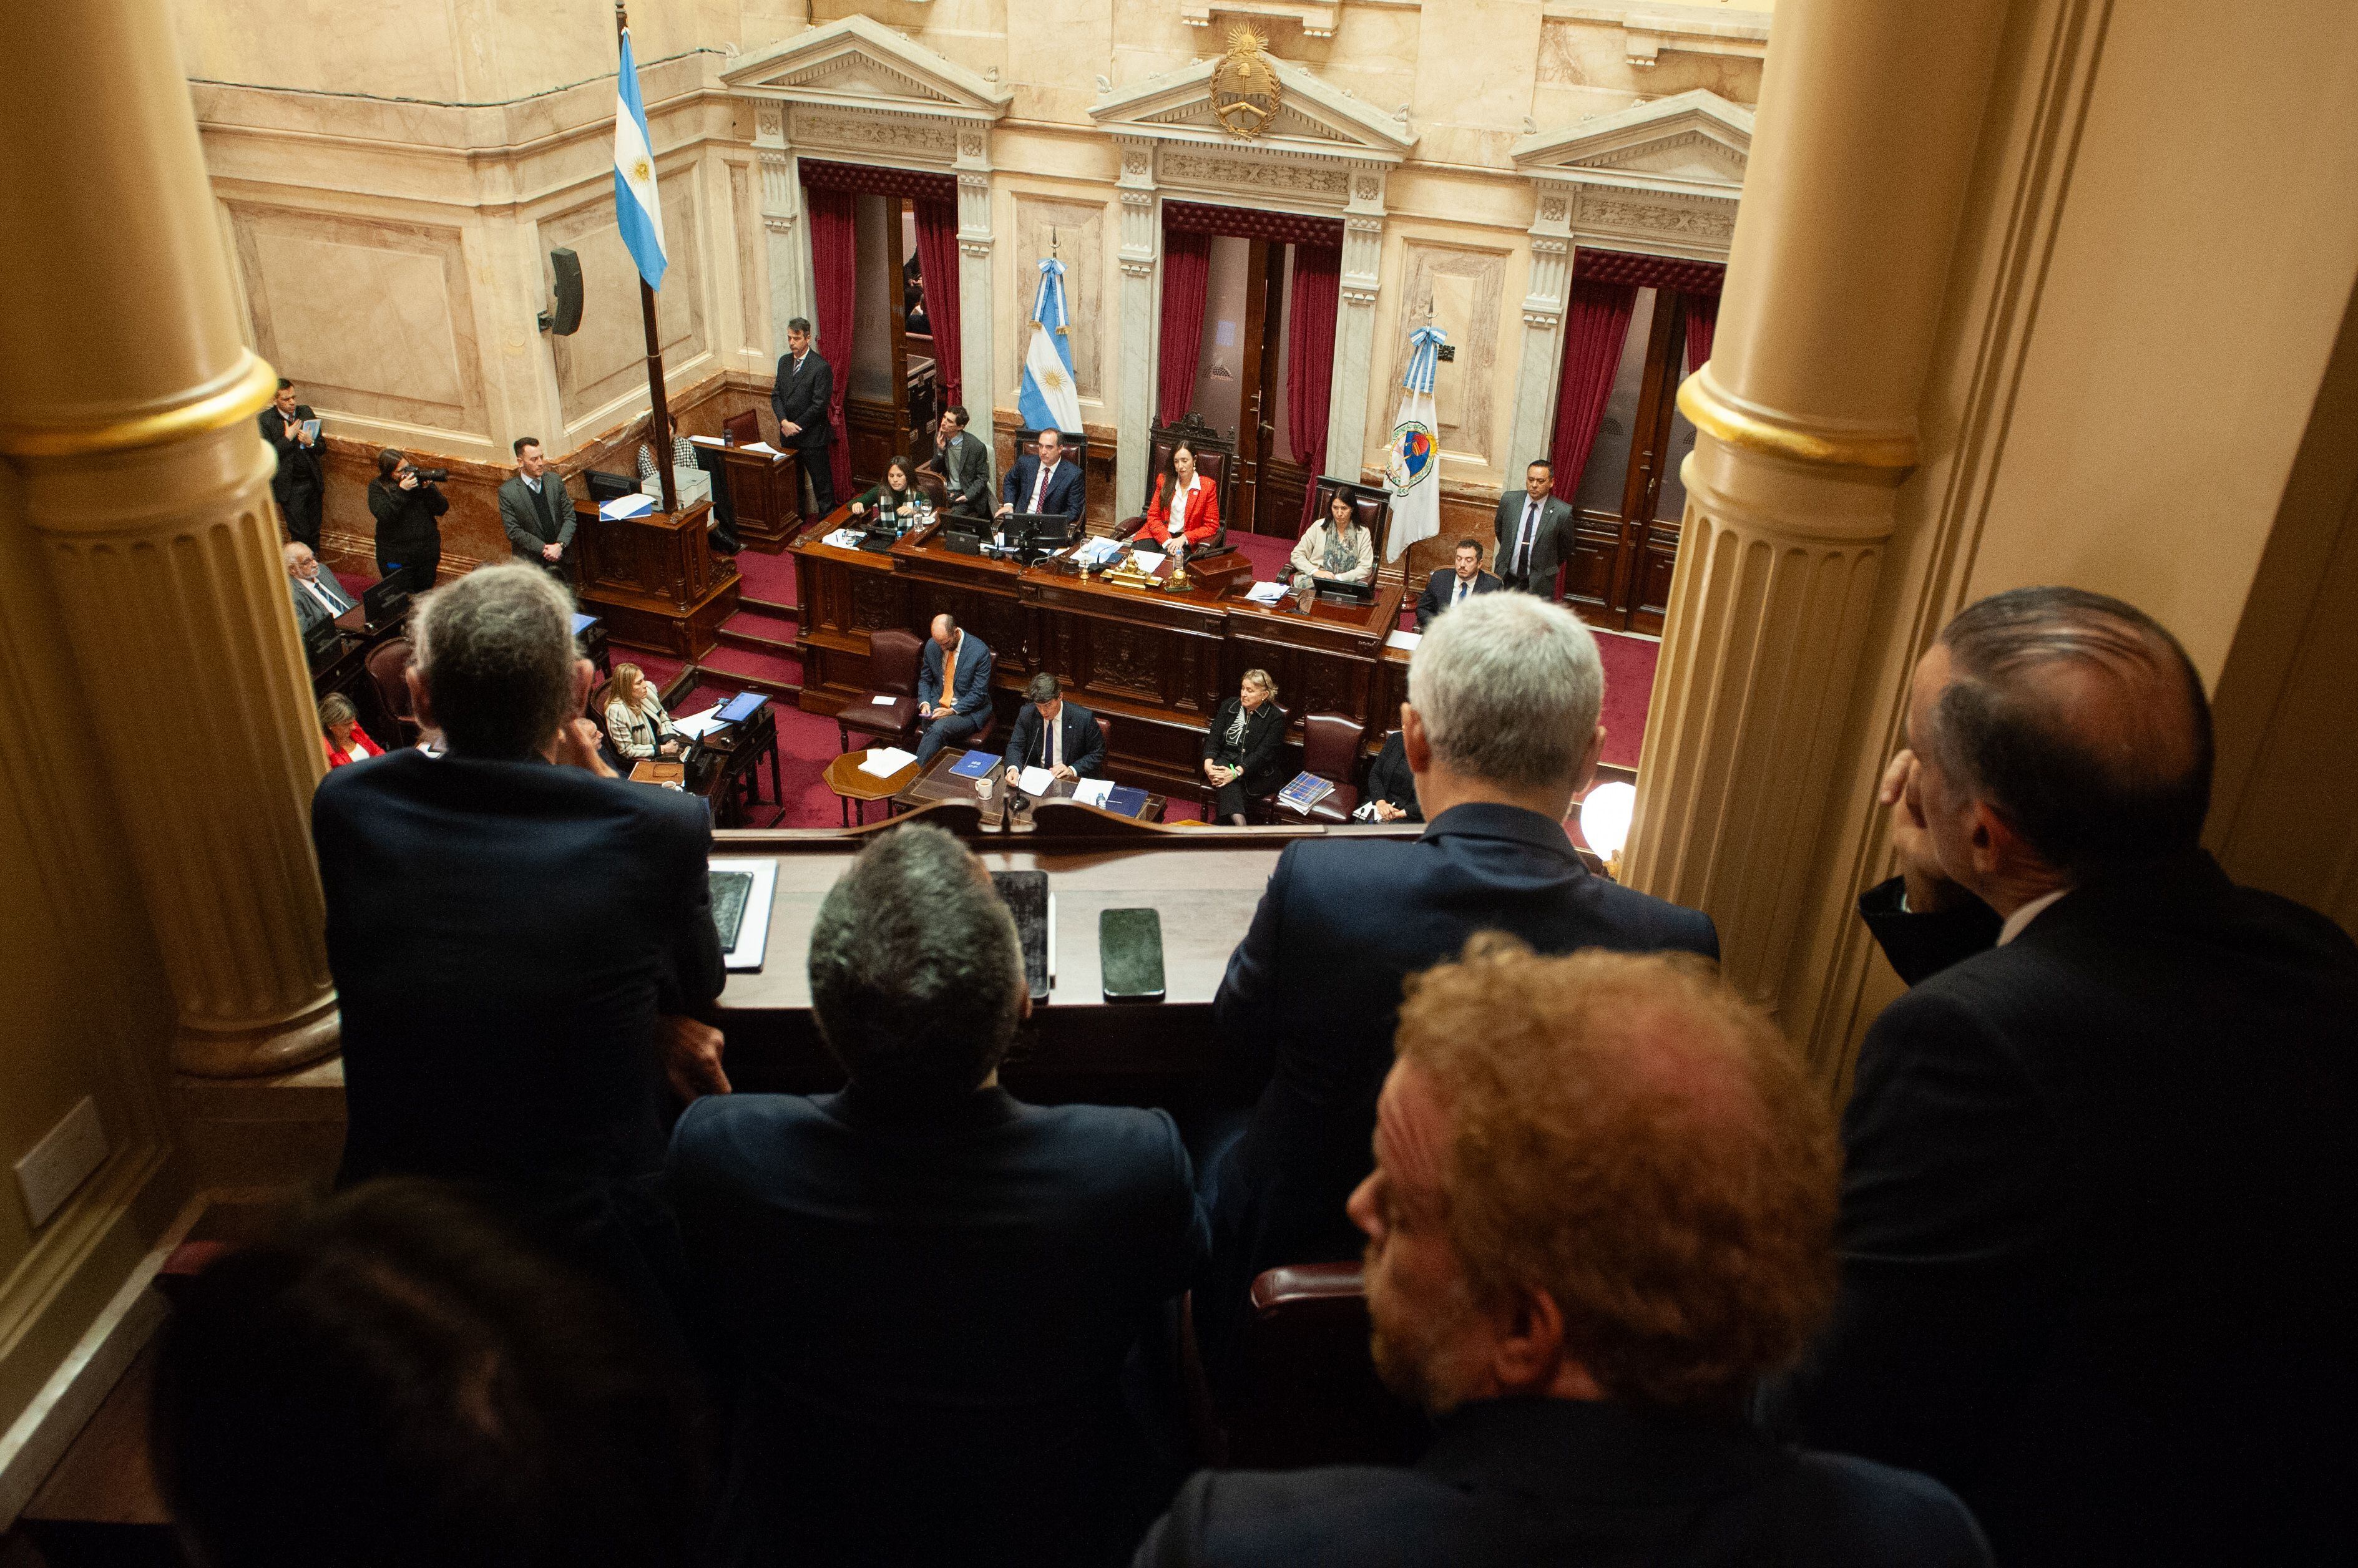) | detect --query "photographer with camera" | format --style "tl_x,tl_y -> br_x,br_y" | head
367,448 -> 449,596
